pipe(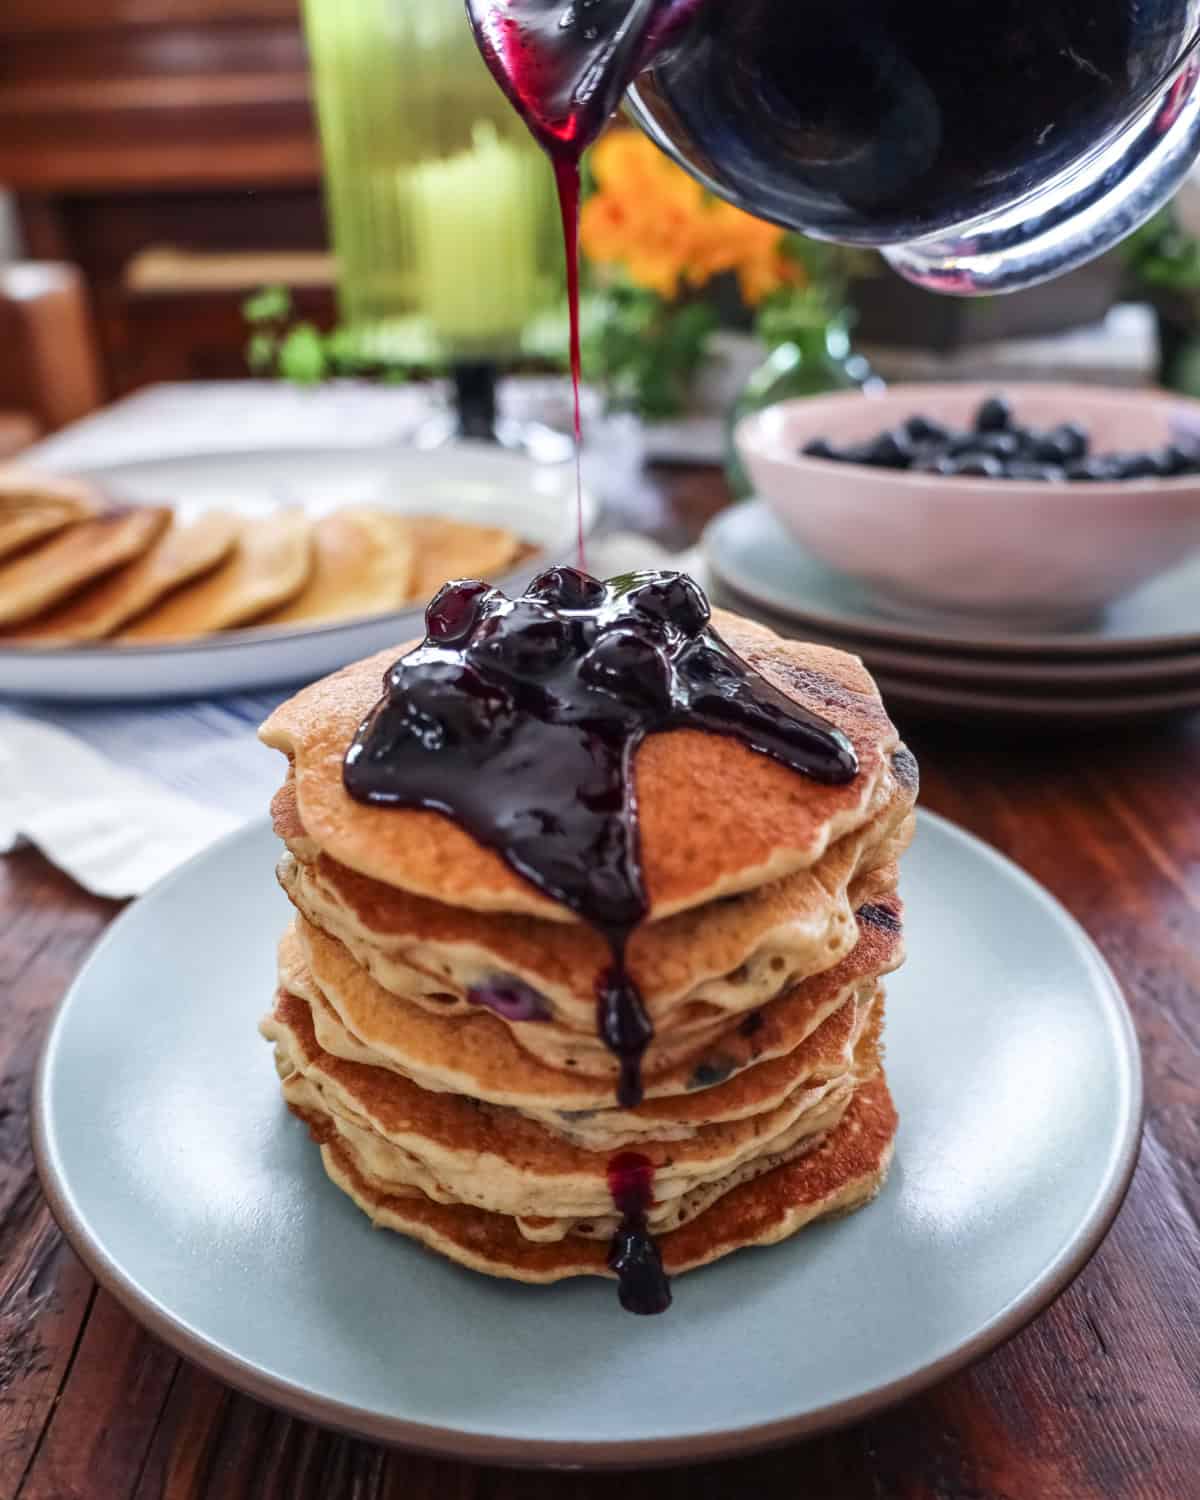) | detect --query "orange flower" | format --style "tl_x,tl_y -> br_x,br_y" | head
580,129 -> 804,304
